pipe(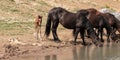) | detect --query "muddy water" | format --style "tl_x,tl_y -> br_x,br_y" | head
10,43 -> 120,60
